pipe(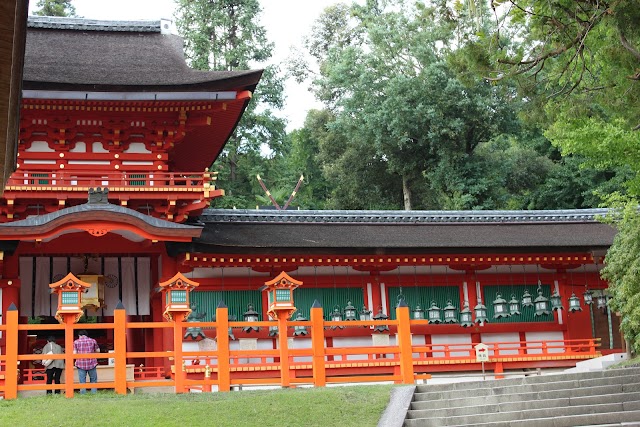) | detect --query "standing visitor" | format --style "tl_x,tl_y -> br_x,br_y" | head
43,336 -> 64,395
73,330 -> 100,394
